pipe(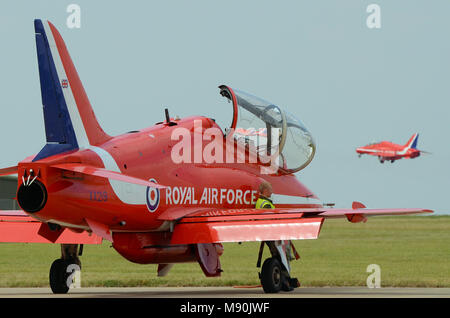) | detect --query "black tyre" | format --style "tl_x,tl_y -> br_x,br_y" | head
260,257 -> 282,293
281,277 -> 298,292
49,259 -> 72,294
